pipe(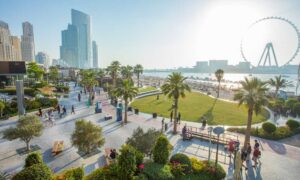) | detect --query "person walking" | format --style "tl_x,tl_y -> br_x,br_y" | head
254,140 -> 259,150
71,105 -> 75,114
252,147 -> 261,168
177,112 -> 181,124
57,105 -> 61,114
78,93 -> 81,102
38,108 -> 42,117
63,106 -> 67,115
246,142 -> 252,161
